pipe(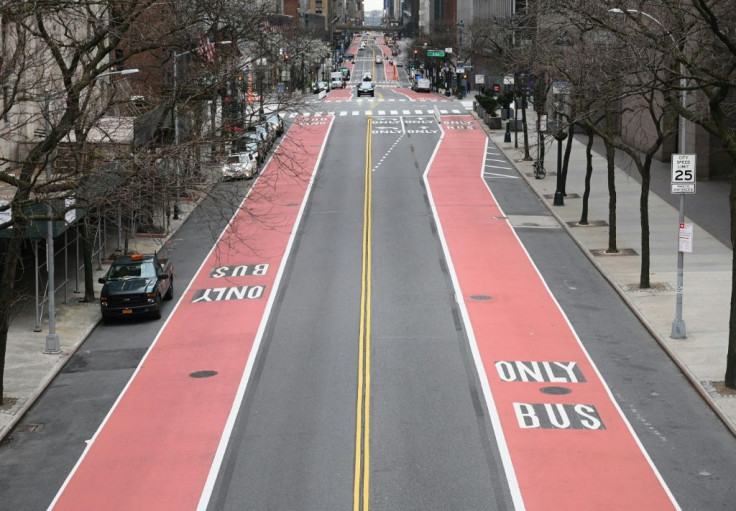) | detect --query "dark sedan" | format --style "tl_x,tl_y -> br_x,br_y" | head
357,81 -> 375,97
